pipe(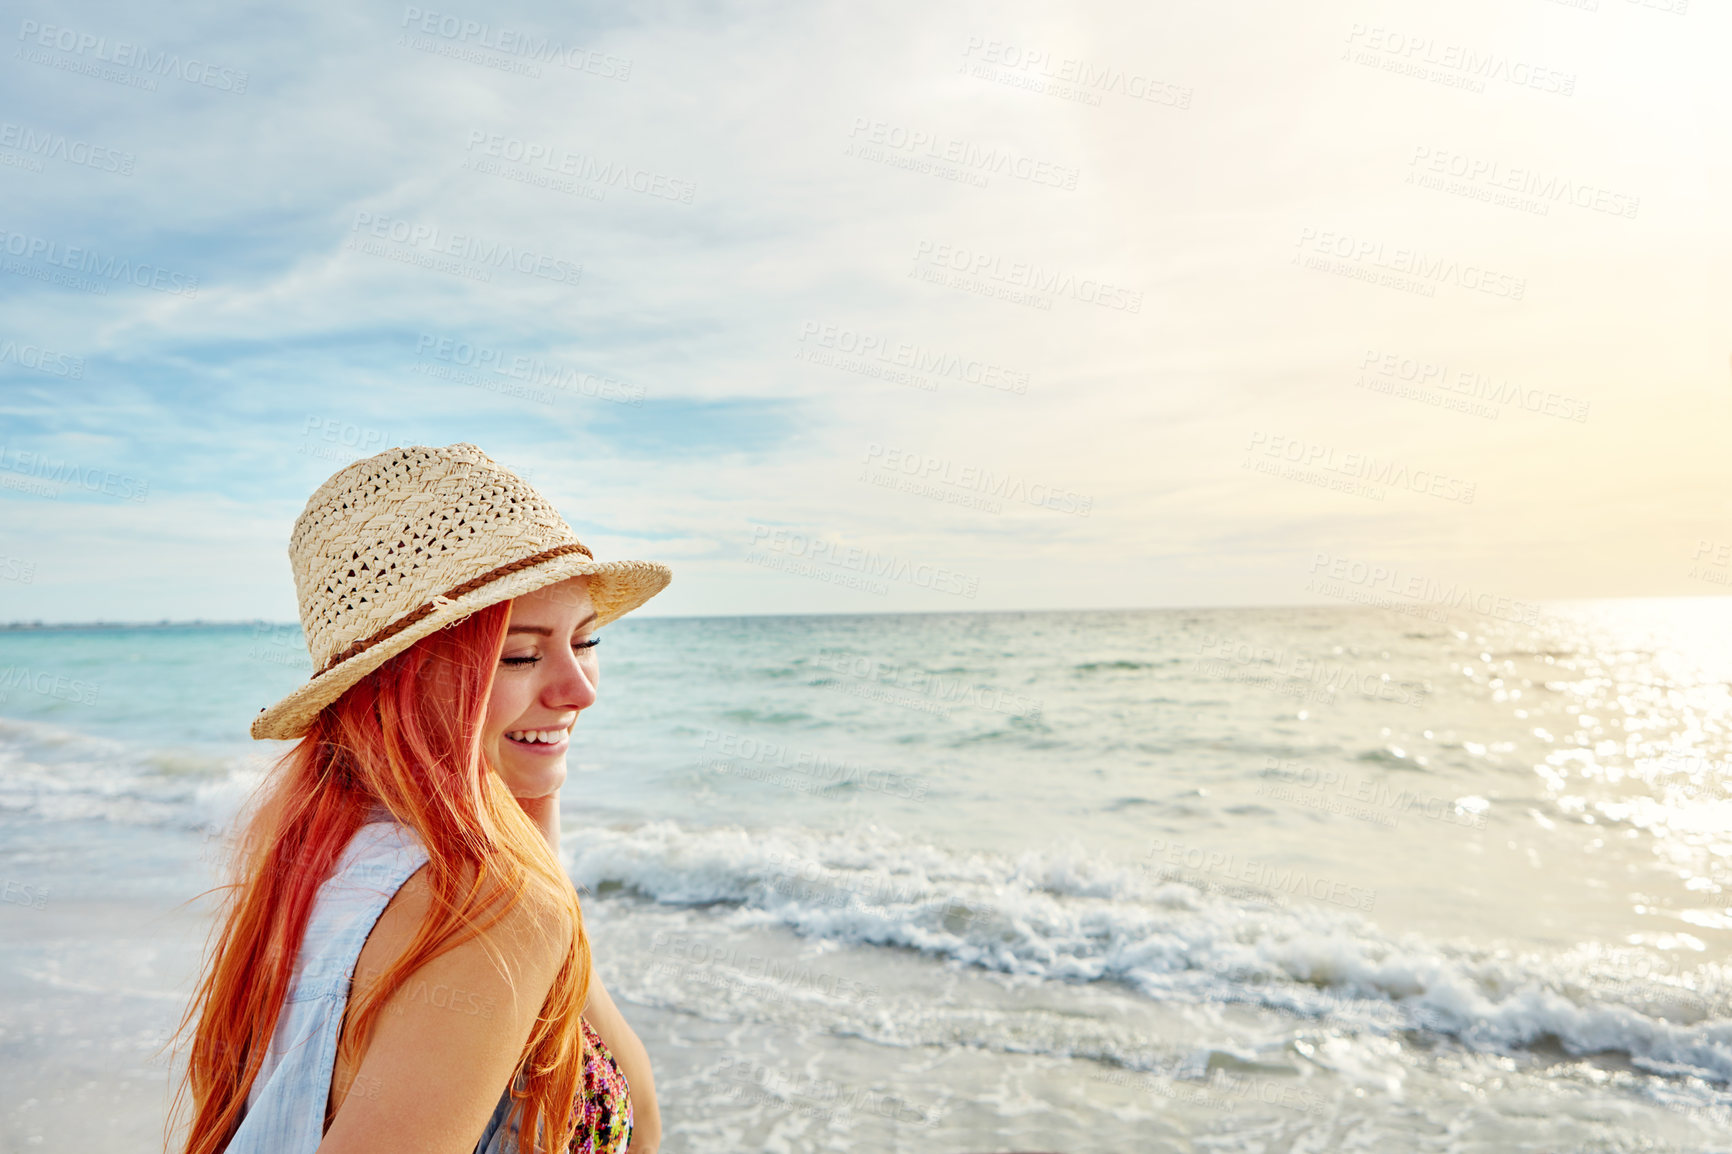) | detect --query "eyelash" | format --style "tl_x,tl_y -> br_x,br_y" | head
501,637 -> 601,667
